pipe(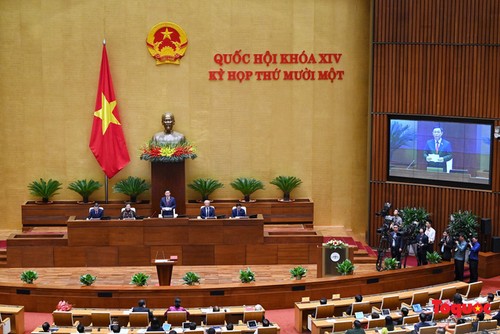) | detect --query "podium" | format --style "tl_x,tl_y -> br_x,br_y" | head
153,258 -> 177,286
151,161 -> 185,216
317,246 -> 352,277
